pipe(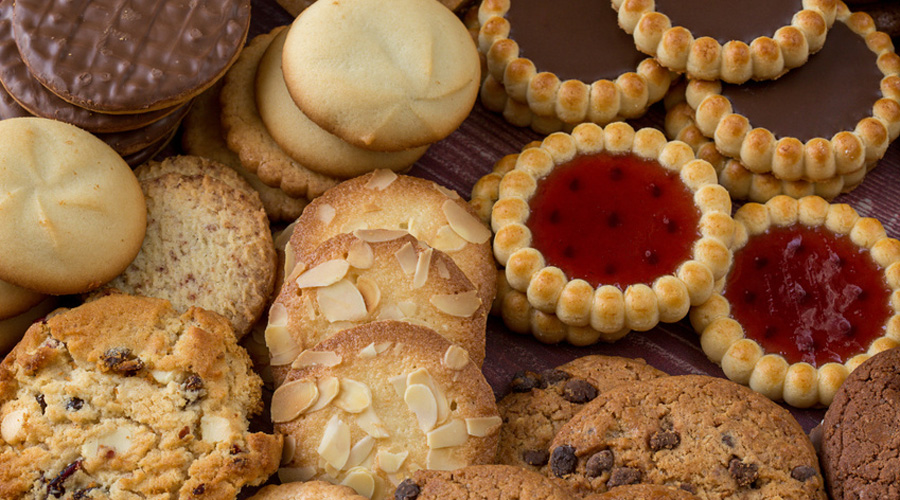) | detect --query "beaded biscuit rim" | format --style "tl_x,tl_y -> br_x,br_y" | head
688,195 -> 900,408
613,0 -> 837,83
686,4 -> 900,183
491,122 -> 735,337
475,0 -> 673,129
